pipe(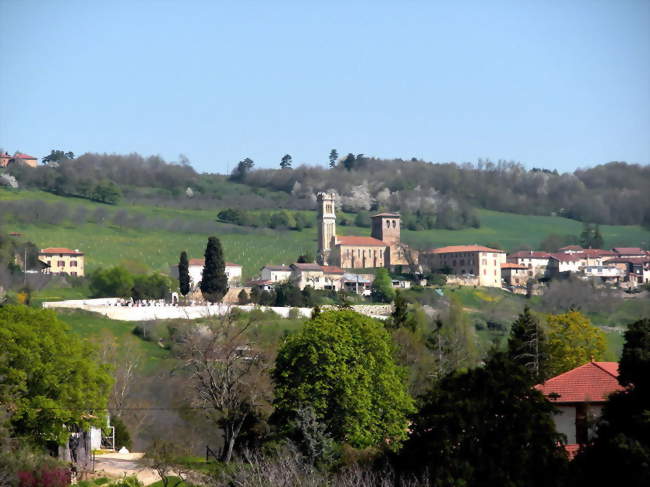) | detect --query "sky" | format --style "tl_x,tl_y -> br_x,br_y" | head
1,0 -> 648,174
